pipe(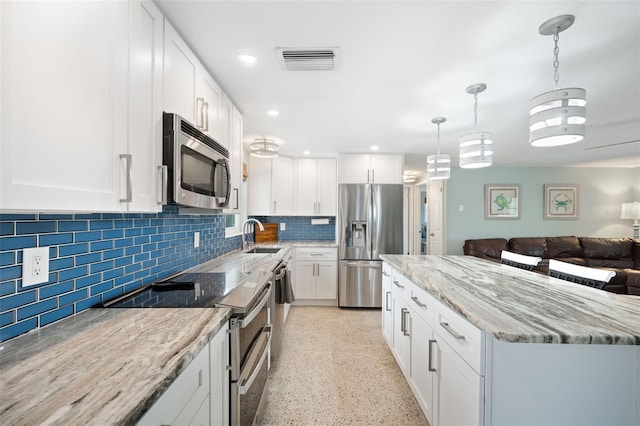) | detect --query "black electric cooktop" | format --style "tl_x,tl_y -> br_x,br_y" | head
100,272 -> 235,308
